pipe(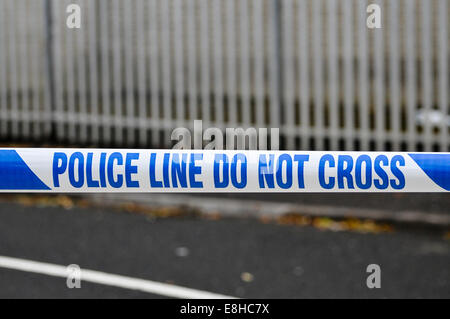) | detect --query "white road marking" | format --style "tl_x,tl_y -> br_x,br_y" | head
0,256 -> 236,299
